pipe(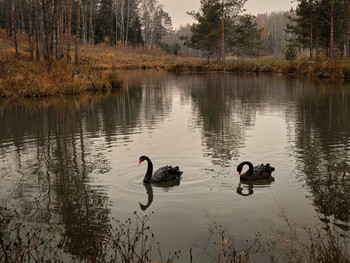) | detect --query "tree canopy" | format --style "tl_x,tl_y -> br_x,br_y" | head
287,0 -> 350,60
